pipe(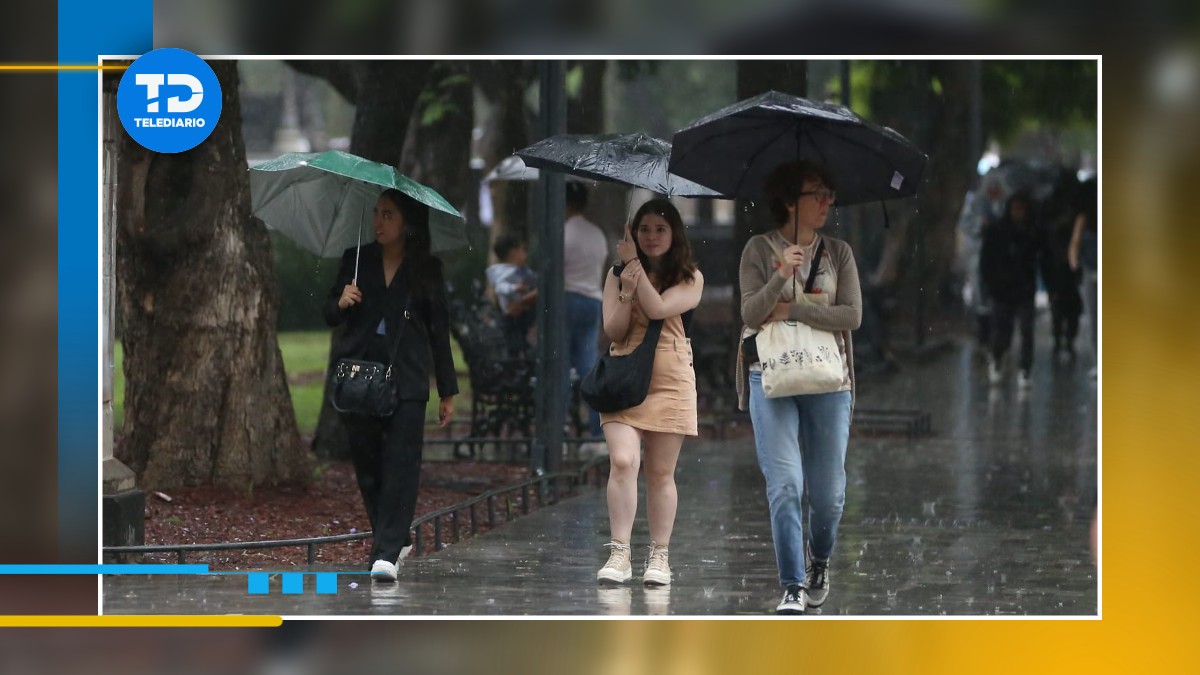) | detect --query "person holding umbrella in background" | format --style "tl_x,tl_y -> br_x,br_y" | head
324,188 -> 459,582
563,182 -> 610,450
980,190 -> 1046,388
